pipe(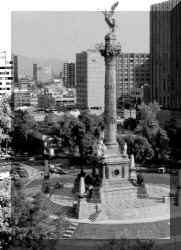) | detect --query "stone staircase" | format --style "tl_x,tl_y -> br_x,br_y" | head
62,222 -> 79,239
99,184 -> 170,221
102,179 -> 135,192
